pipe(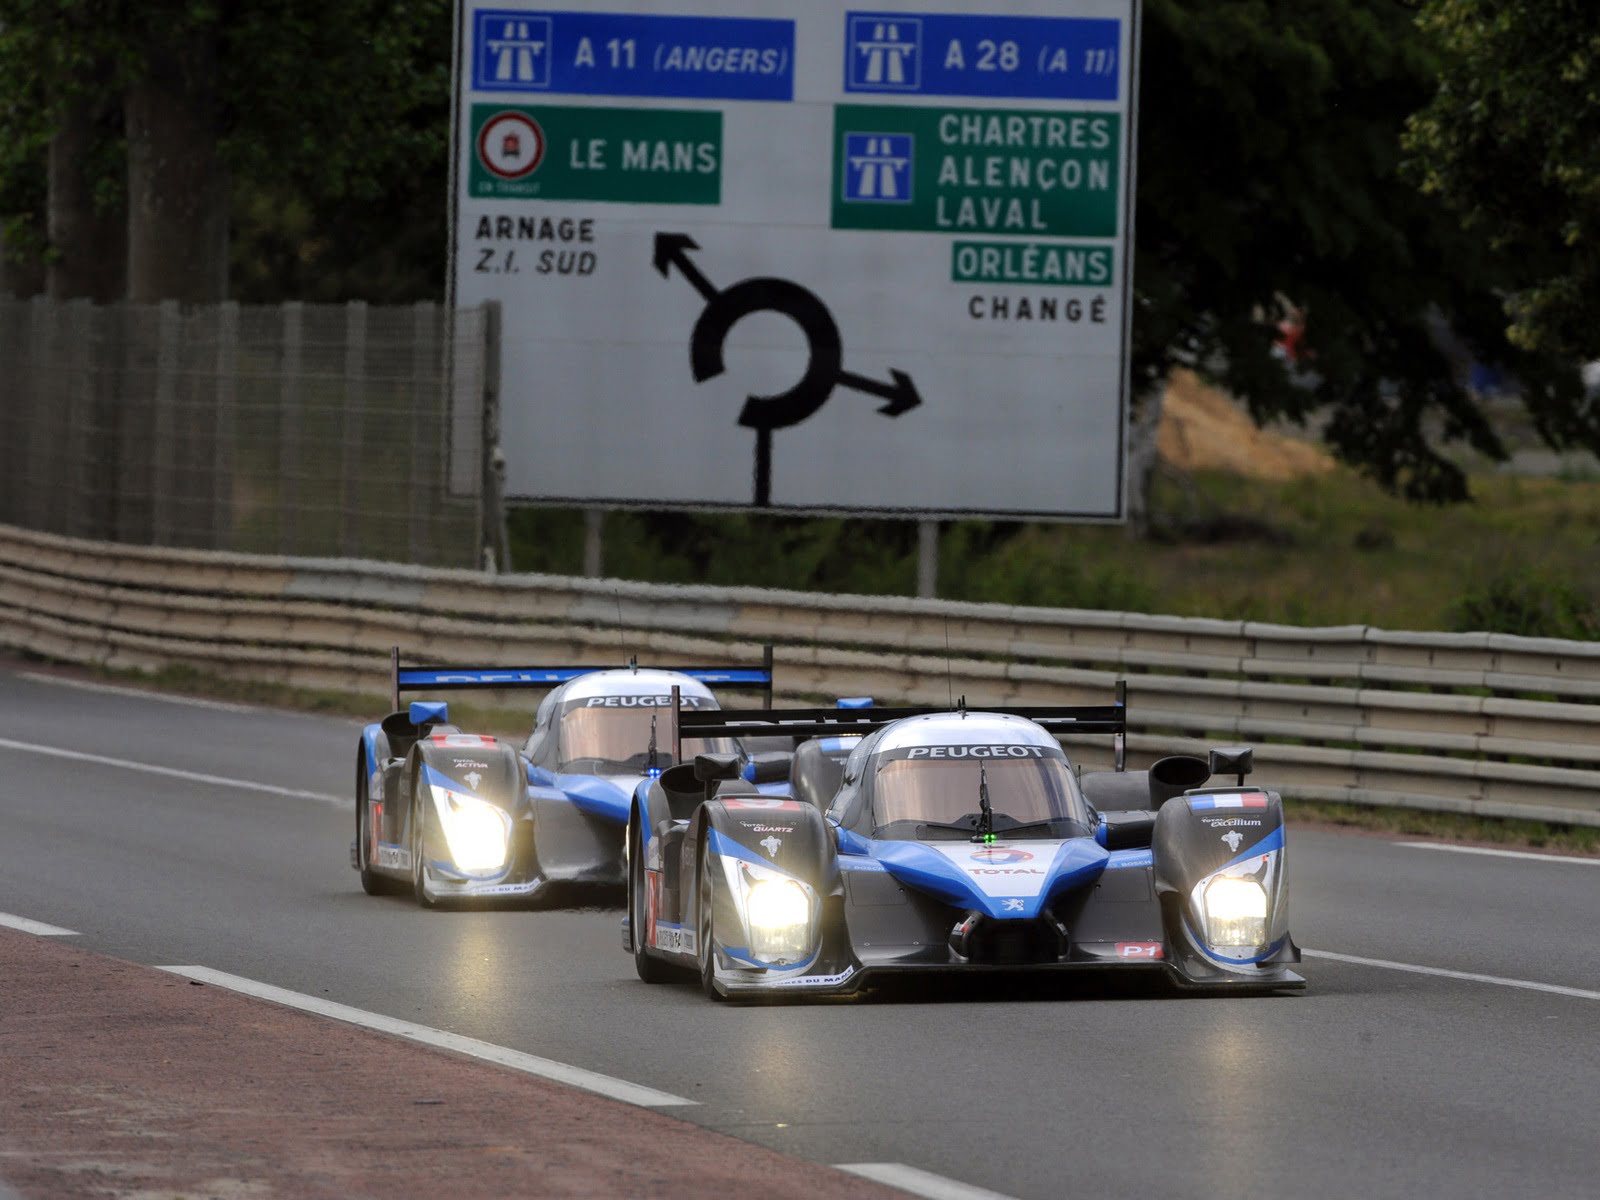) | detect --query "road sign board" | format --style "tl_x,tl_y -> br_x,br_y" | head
450,0 -> 1140,521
